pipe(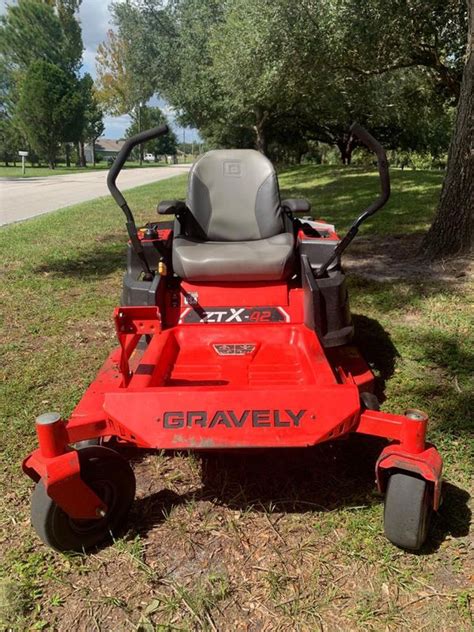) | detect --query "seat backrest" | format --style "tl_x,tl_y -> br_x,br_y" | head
185,149 -> 284,241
